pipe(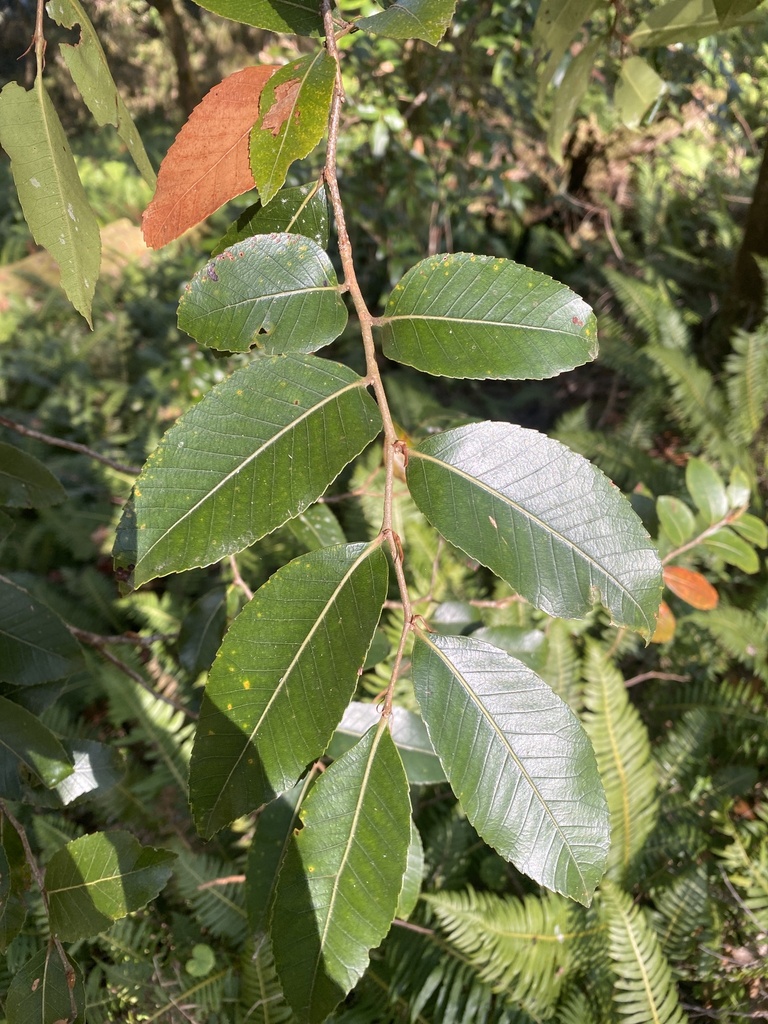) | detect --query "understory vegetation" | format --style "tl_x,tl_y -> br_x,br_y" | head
1,1 -> 767,1022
